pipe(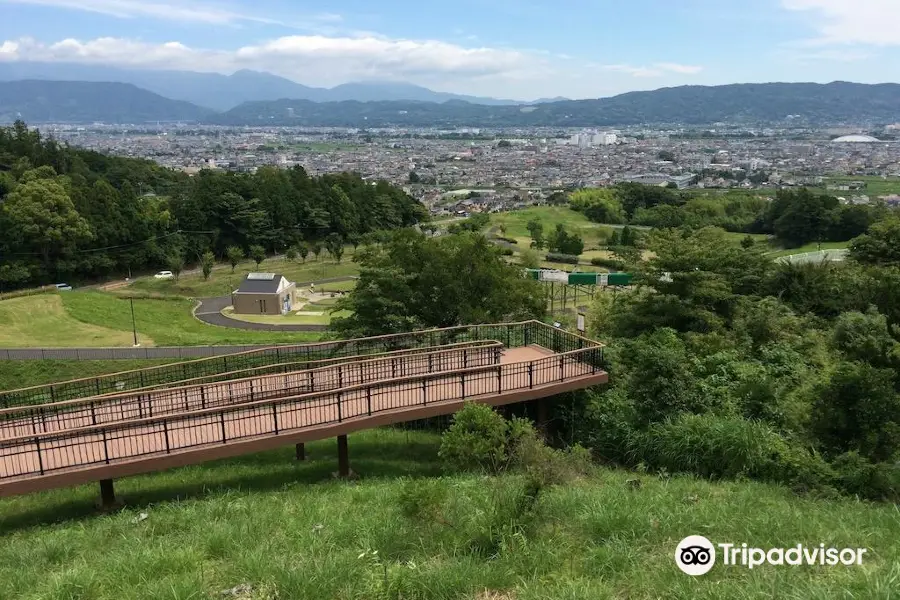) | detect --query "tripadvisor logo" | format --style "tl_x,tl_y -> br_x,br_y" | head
675,536 -> 868,576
